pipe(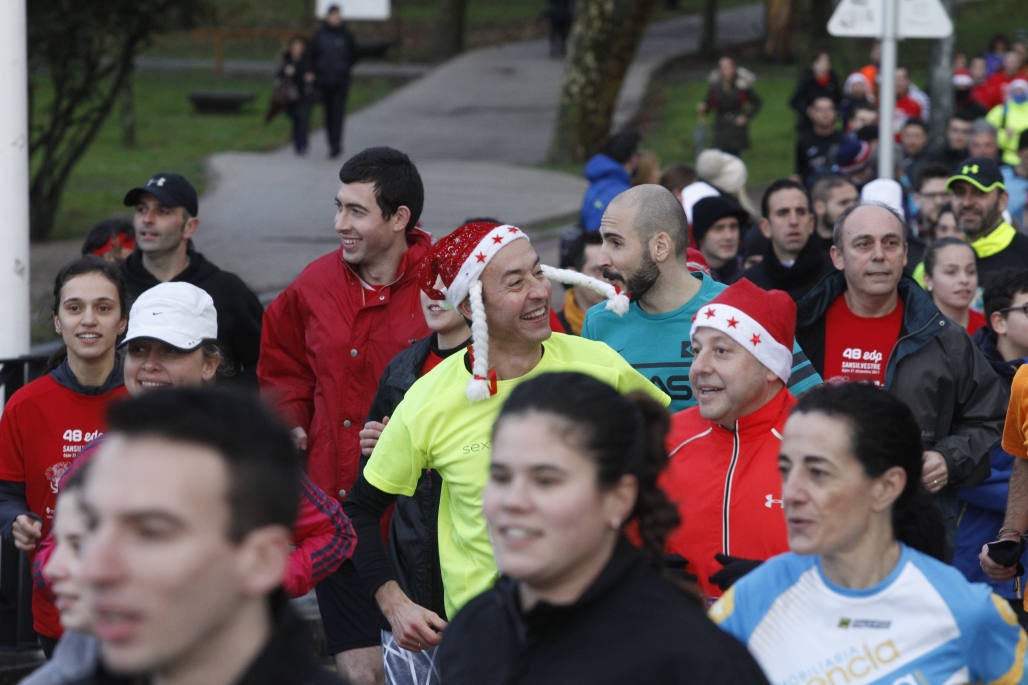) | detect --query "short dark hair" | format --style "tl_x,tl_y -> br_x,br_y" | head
761,178 -> 810,219
495,372 -> 678,566
811,173 -> 858,205
984,269 -> 1028,323
792,383 -> 946,560
914,163 -> 951,192
567,231 -> 603,271
52,255 -> 127,318
339,147 -> 424,232
901,118 -> 928,133
923,237 -> 974,278
603,131 -> 641,164
658,164 -> 696,196
105,387 -> 301,542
